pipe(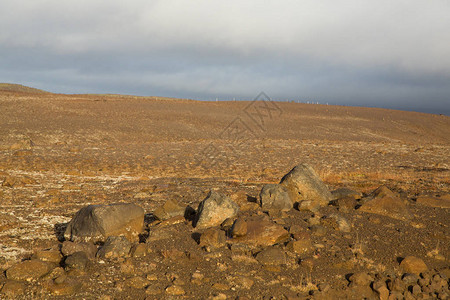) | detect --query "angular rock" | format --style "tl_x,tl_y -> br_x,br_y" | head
96,236 -> 132,259
416,196 -> 450,209
231,218 -> 248,237
153,199 -> 186,221
61,241 -> 97,259
6,259 -> 53,281
348,272 -> 373,286
372,280 -> 389,300
194,190 -> 239,229
199,228 -> 227,249
400,256 -> 428,275
286,239 -> 313,255
255,247 -> 286,265
64,203 -> 144,243
359,186 -> 411,220
230,216 -> 289,247
279,163 -> 333,206
259,184 -> 292,211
